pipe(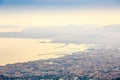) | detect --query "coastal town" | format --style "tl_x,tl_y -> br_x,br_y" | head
0,47 -> 120,80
